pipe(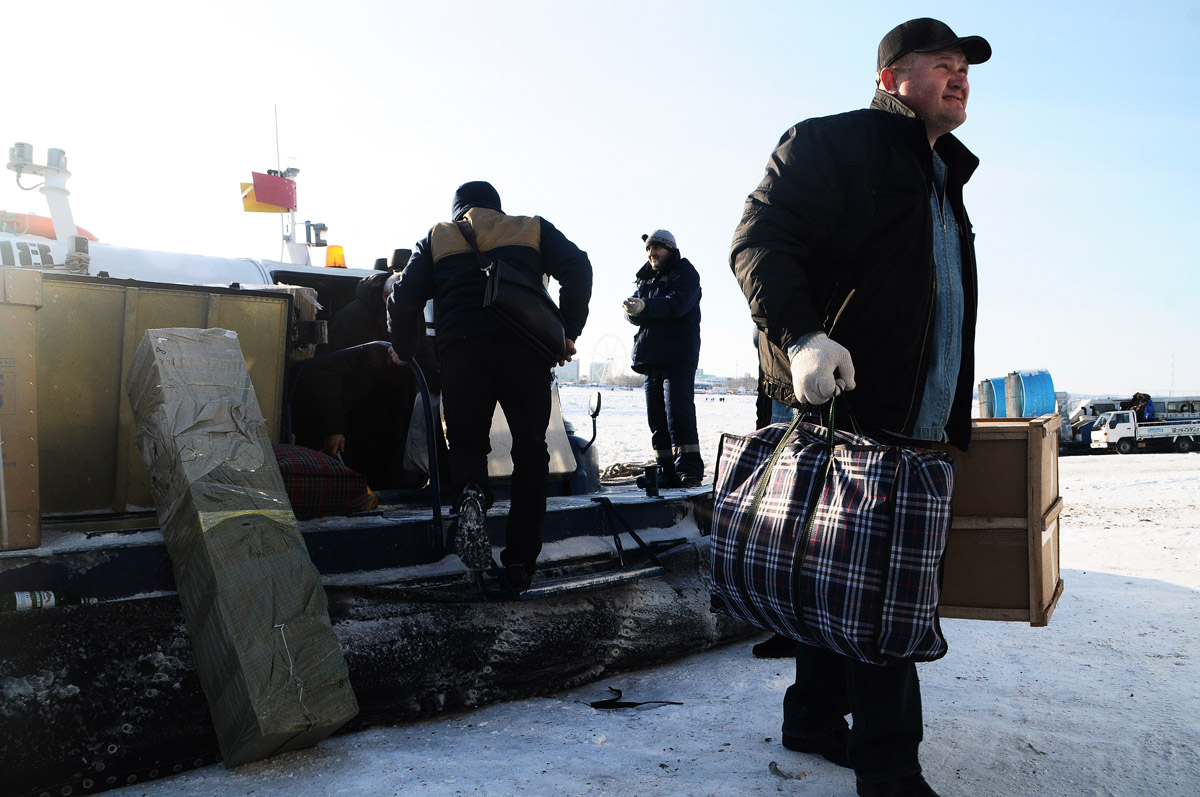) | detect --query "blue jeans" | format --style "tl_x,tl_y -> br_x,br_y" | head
642,364 -> 703,480
770,399 -> 797,424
